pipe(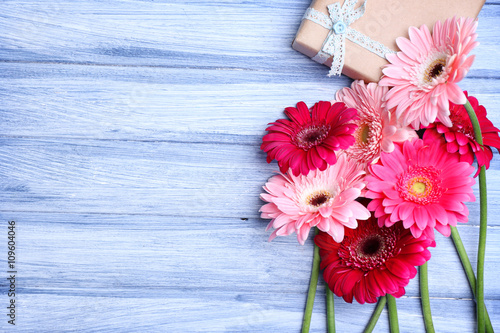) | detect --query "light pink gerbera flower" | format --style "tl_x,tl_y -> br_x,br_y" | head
423,92 -> 500,177
260,152 -> 370,245
365,138 -> 476,239
380,17 -> 478,128
261,101 -> 357,176
334,80 -> 417,166
315,215 -> 435,304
